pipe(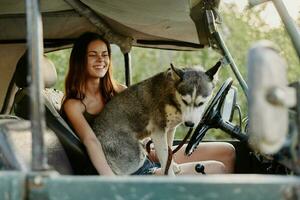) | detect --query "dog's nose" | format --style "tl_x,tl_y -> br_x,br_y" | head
184,121 -> 194,127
